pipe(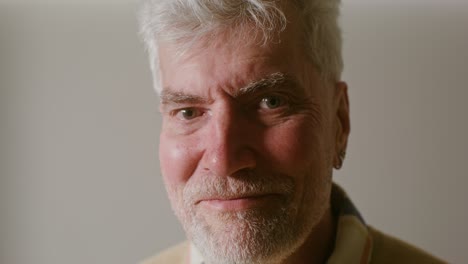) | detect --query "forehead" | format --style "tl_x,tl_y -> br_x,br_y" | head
157,24 -> 305,98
